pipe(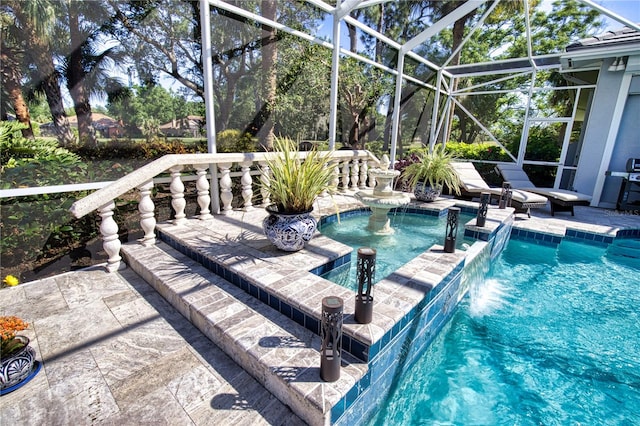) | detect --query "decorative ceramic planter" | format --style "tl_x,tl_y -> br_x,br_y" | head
1,335 -> 40,395
414,182 -> 442,202
263,205 -> 317,252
